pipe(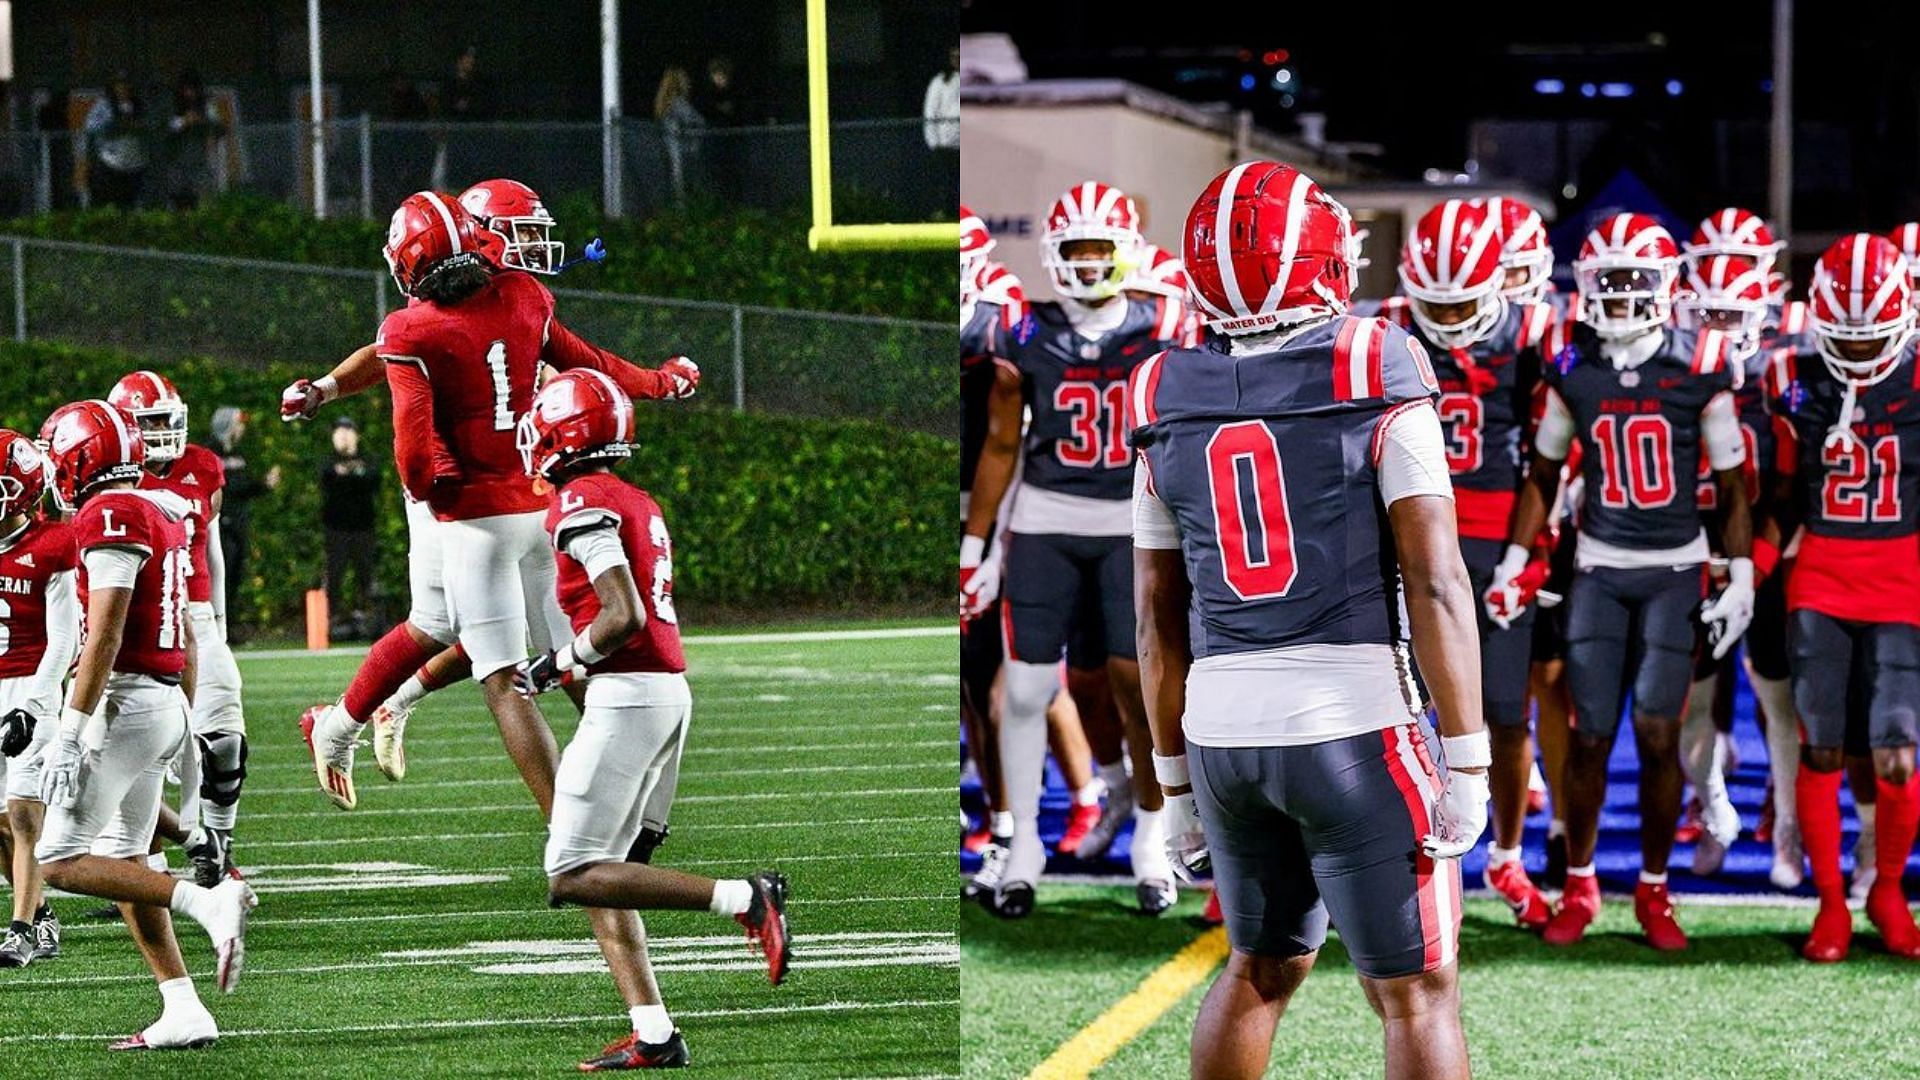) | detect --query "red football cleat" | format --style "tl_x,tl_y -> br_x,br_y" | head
735,871 -> 791,985
578,1030 -> 689,1070
961,827 -> 992,855
1201,890 -> 1223,926
1865,885 -> 1920,960
1674,797 -> 1704,844
1754,782 -> 1776,844
1055,803 -> 1101,856
1633,881 -> 1688,951
1803,901 -> 1853,963
1543,874 -> 1600,947
1484,860 -> 1551,930
1527,787 -> 1547,816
